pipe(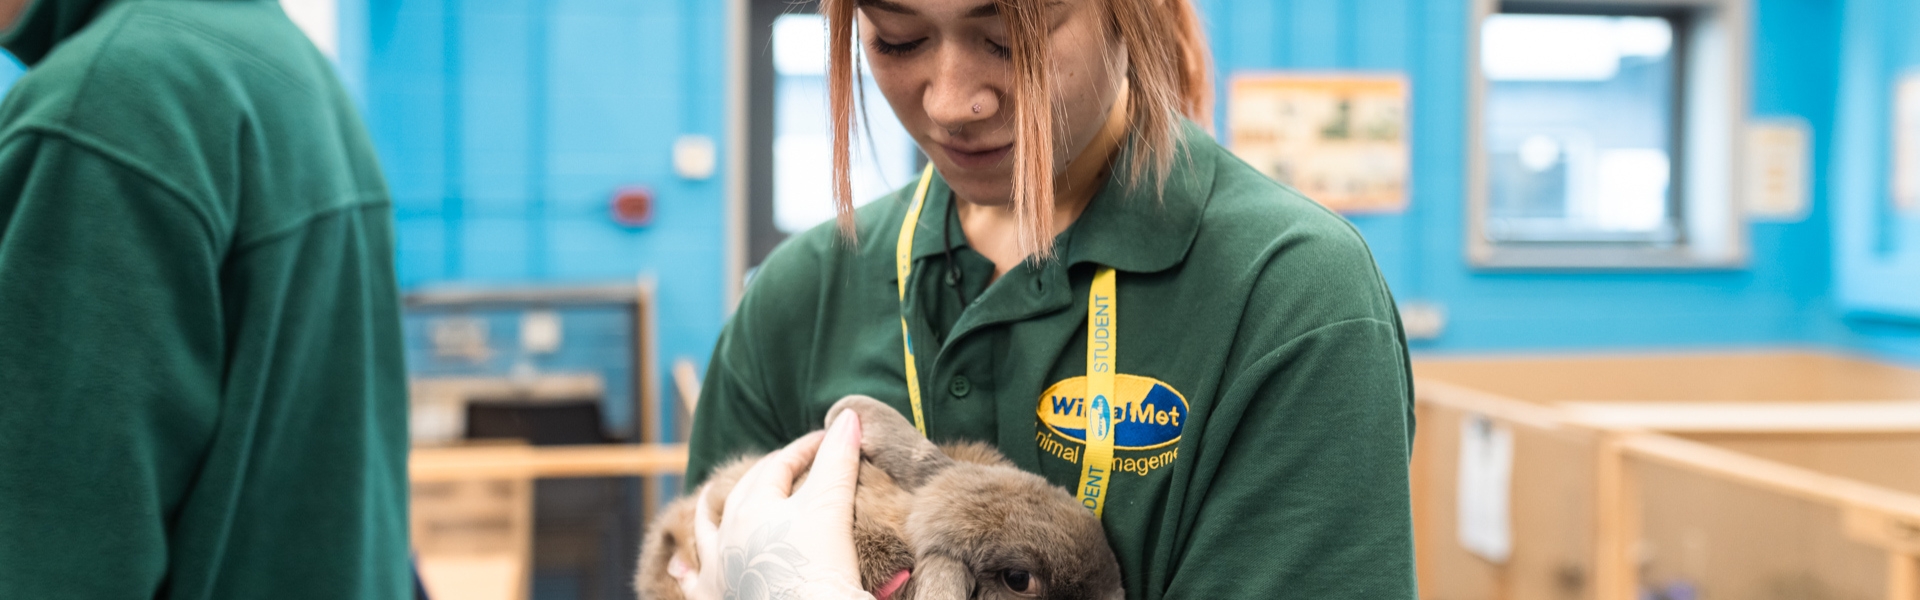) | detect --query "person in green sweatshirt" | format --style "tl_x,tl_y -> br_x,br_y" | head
0,1 -> 410,598
678,0 -> 1417,599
